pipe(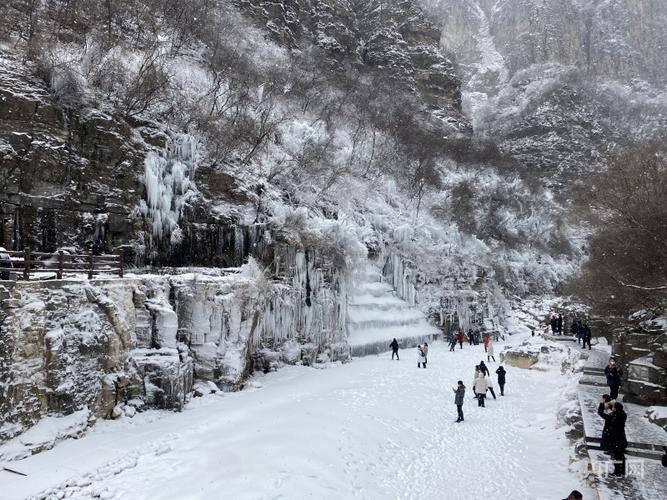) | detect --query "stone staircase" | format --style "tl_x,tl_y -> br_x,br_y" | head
346,264 -> 439,357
